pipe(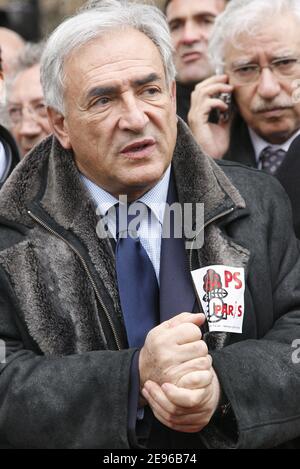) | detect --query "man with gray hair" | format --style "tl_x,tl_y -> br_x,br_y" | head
188,0 -> 300,237
6,42 -> 51,157
0,0 -> 300,449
